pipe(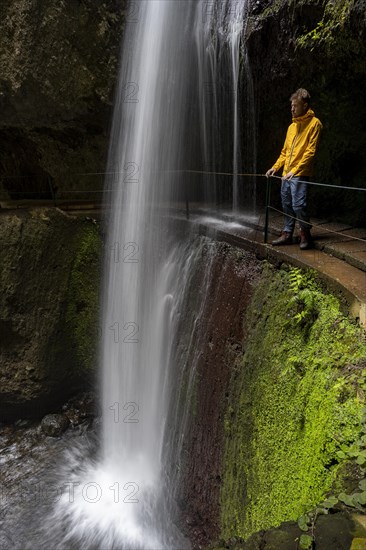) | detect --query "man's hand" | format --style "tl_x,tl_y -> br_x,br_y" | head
265,168 -> 275,178
283,171 -> 294,180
